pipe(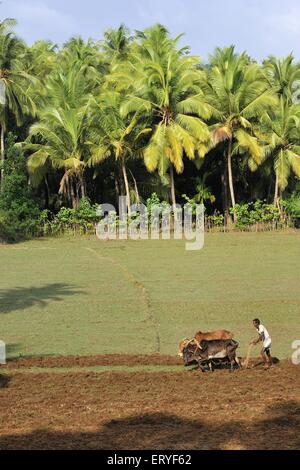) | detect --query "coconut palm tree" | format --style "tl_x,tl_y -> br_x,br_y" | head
25,64 -> 94,207
263,53 -> 300,105
87,91 -> 148,216
24,40 -> 58,80
118,24 -> 212,209
59,36 -> 104,75
0,18 -> 37,189
26,107 -> 90,208
204,46 -> 278,221
101,24 -> 132,63
261,98 -> 300,206
263,54 -> 300,204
